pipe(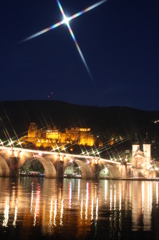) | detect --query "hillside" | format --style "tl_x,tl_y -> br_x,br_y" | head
0,100 -> 159,158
